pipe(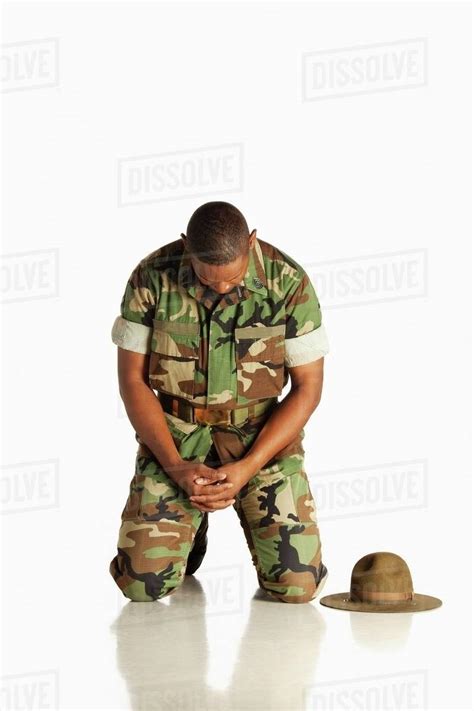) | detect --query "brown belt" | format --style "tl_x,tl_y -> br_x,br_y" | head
157,392 -> 278,427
